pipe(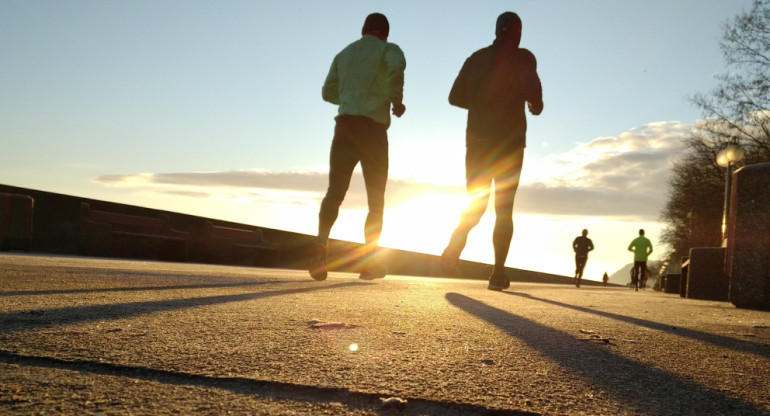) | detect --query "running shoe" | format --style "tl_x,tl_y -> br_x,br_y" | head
308,242 -> 328,281
487,271 -> 510,291
359,263 -> 387,280
441,247 -> 461,276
